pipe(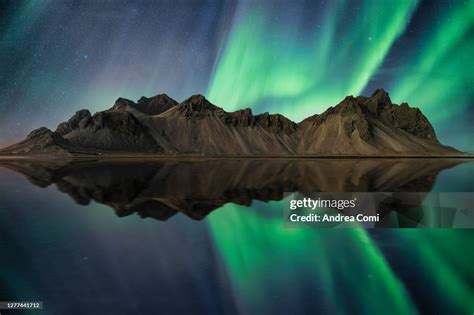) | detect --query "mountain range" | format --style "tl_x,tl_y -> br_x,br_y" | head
0,89 -> 460,156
